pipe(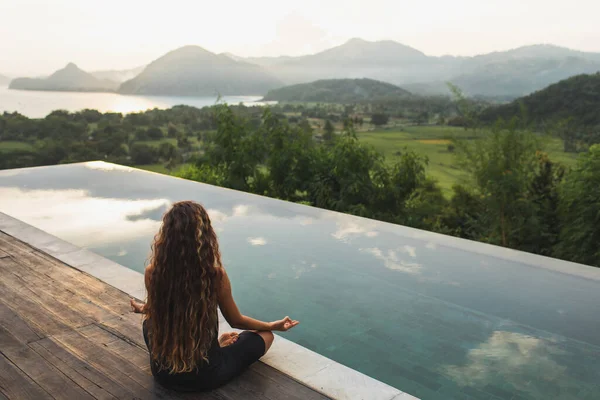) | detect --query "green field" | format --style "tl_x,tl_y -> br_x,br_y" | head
358,126 -> 578,195
0,141 -> 35,152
